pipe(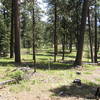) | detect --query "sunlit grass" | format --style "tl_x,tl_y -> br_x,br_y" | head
9,80 -> 31,93
0,48 -> 100,94
95,78 -> 100,82
83,72 -> 92,75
